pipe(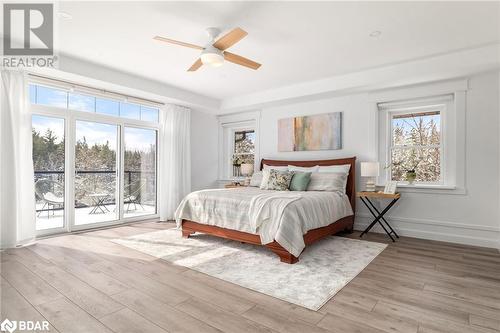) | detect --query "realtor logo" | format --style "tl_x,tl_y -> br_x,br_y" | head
0,319 -> 17,333
3,3 -> 54,56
